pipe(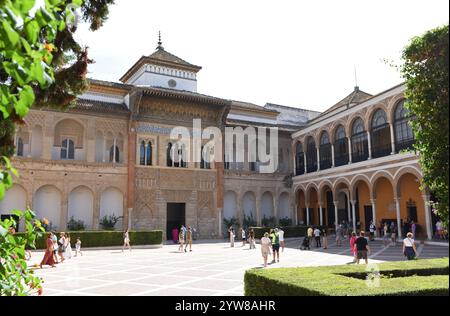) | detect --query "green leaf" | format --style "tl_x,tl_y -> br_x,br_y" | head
24,20 -> 40,44
12,0 -> 36,14
0,182 -> 5,200
1,20 -> 20,47
14,86 -> 35,117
